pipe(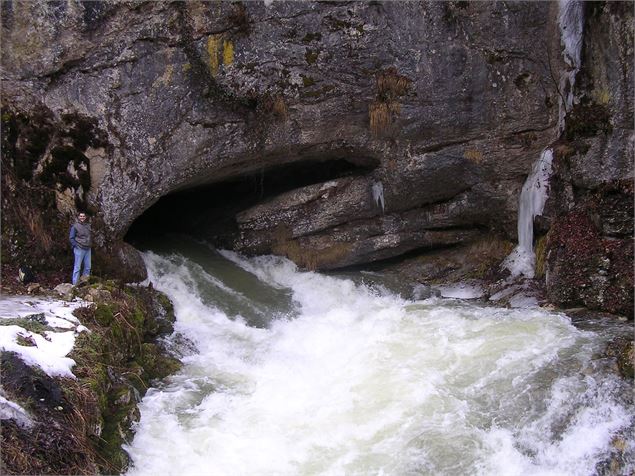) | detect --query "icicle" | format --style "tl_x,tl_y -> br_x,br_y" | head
372,181 -> 385,213
503,149 -> 554,278
503,2 -> 584,278
557,0 -> 585,133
